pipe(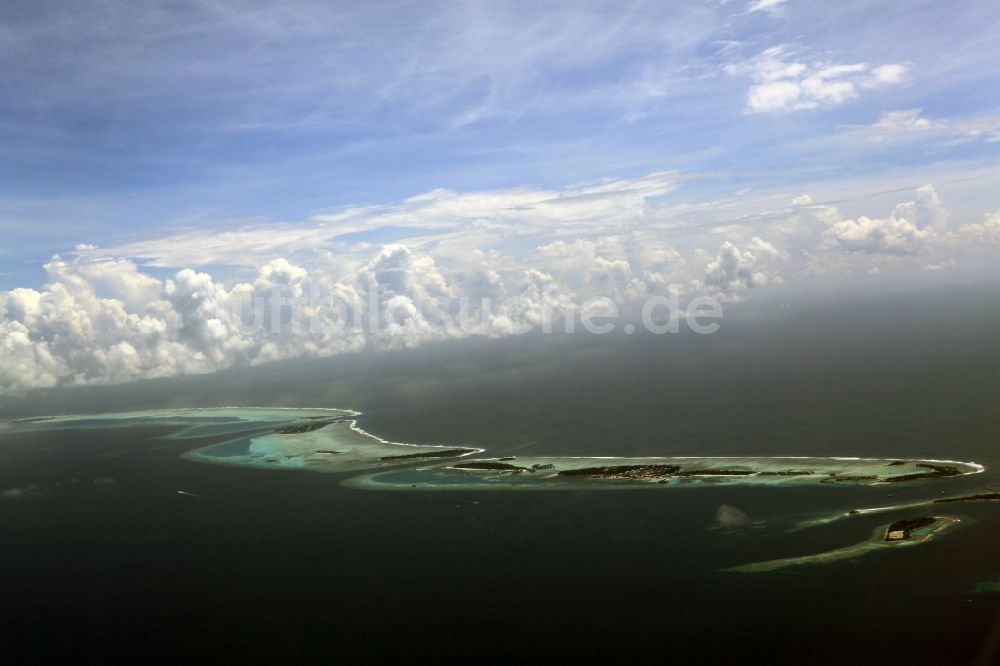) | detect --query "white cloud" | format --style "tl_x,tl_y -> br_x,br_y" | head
2,172 -> 699,394
4,174 -> 1000,395
865,109 -> 942,141
85,172 -> 681,270
823,209 -> 930,255
960,210 -> 1000,244
747,0 -> 791,13
700,237 -> 786,297
0,236 -> 707,394
821,184 -> 945,254
863,109 -> 1000,144
870,64 -> 908,85
729,46 -> 908,113
0,212 -> 801,394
